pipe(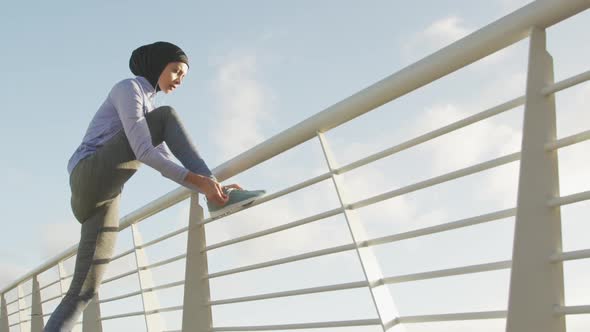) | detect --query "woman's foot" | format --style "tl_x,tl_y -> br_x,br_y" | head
207,188 -> 266,218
